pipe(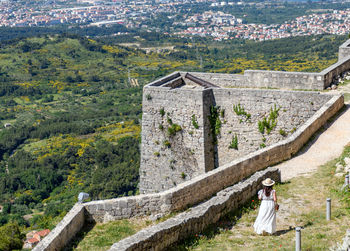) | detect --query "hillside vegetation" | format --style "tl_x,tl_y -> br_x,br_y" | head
0,34 -> 199,234
0,33 -> 347,247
